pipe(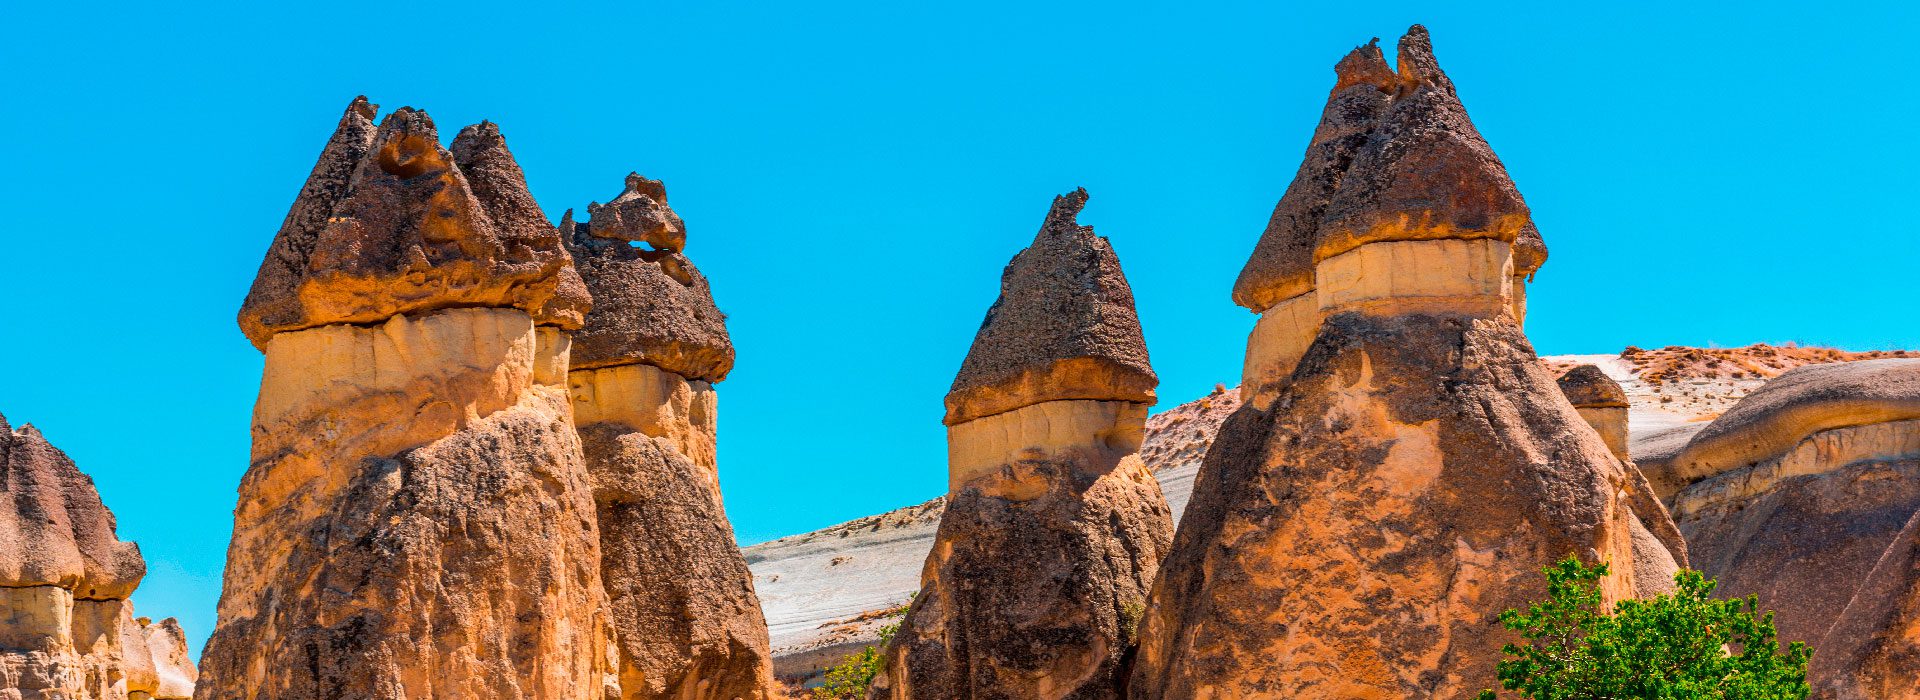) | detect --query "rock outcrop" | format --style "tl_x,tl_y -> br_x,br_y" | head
565,173 -> 776,700
1660,359 -> 1920,678
200,98 -> 615,699
1555,365 -> 1687,597
1129,28 -> 1651,699
0,413 -> 195,699
873,189 -> 1173,699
